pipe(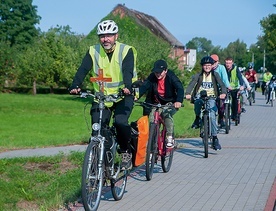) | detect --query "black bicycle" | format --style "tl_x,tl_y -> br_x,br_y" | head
197,91 -> 217,158
79,90 -> 129,211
